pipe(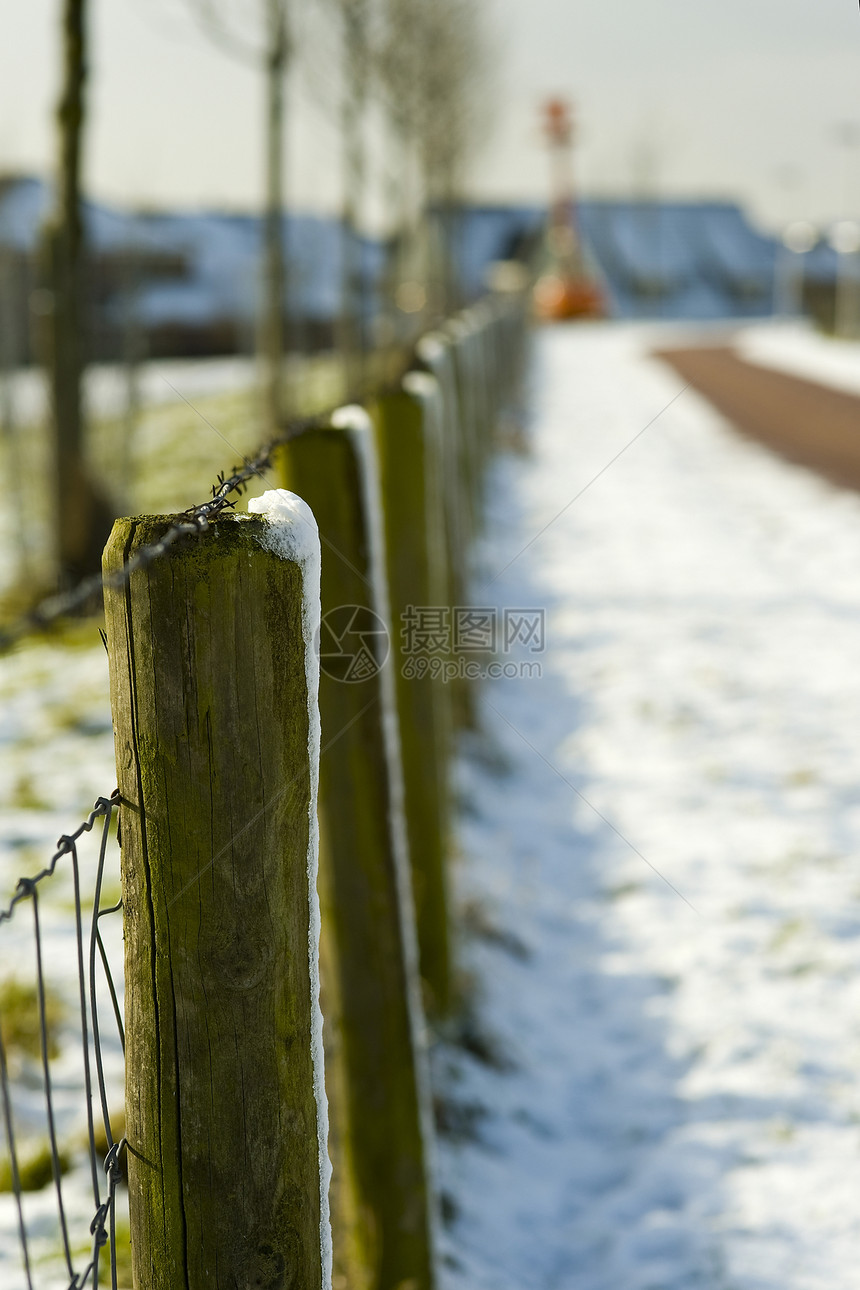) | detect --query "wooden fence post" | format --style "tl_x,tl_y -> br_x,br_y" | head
415,333 -> 470,614
416,331 -> 482,730
279,411 -> 436,1290
467,302 -> 496,468
444,318 -> 481,535
371,379 -> 453,1018
103,506 -> 331,1290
